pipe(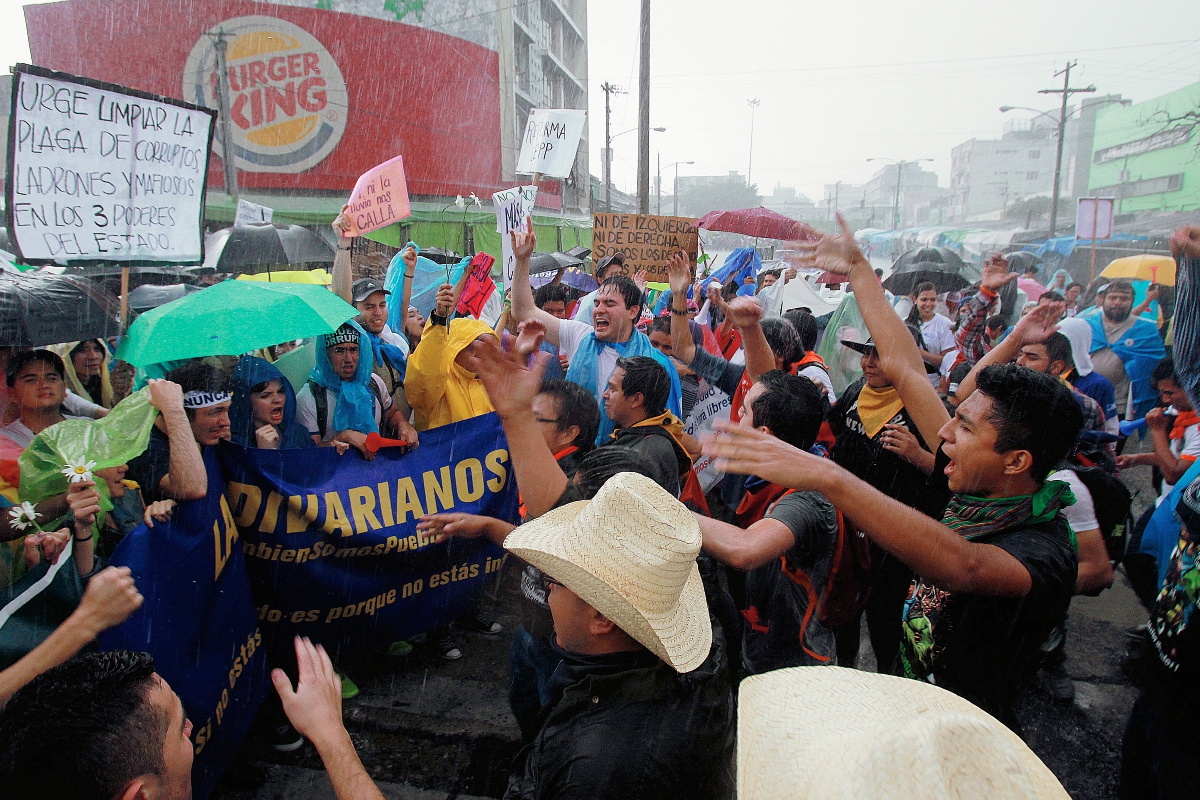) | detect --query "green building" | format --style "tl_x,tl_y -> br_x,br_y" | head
1089,81 -> 1200,213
